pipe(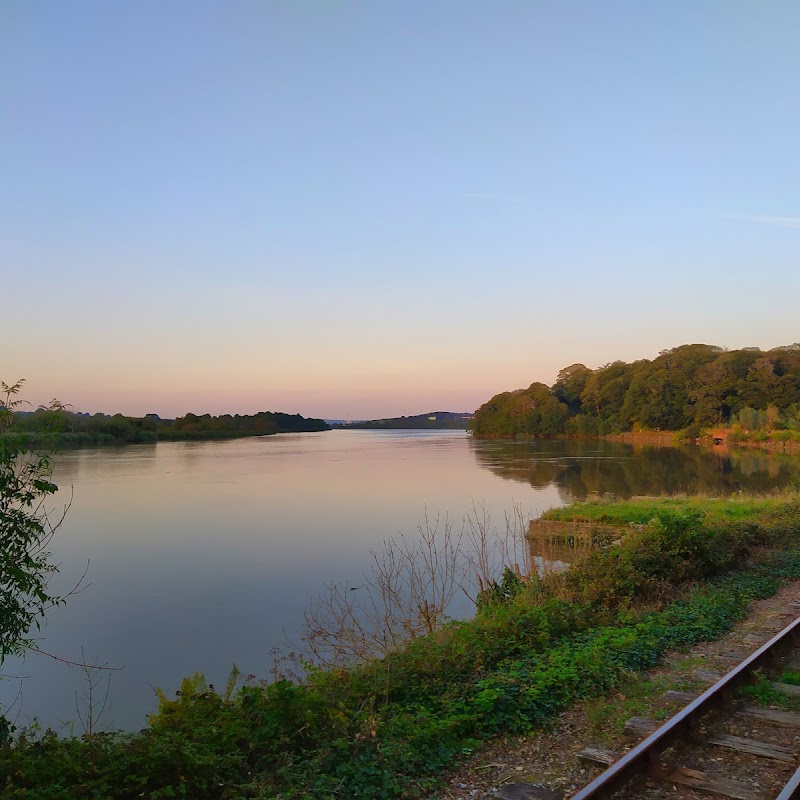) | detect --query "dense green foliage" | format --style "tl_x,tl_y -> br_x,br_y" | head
2,496 -> 800,798
159,411 -> 329,440
9,409 -> 159,446
340,412 -> 471,430
5,408 -> 329,447
469,343 -> 800,438
0,382 -> 66,661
